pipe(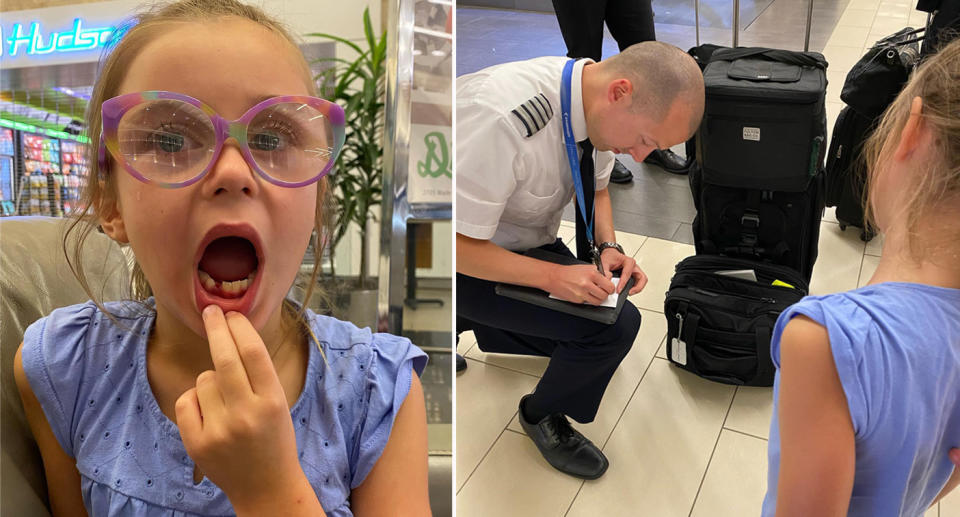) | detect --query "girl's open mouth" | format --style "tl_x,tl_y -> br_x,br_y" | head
194,224 -> 264,315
